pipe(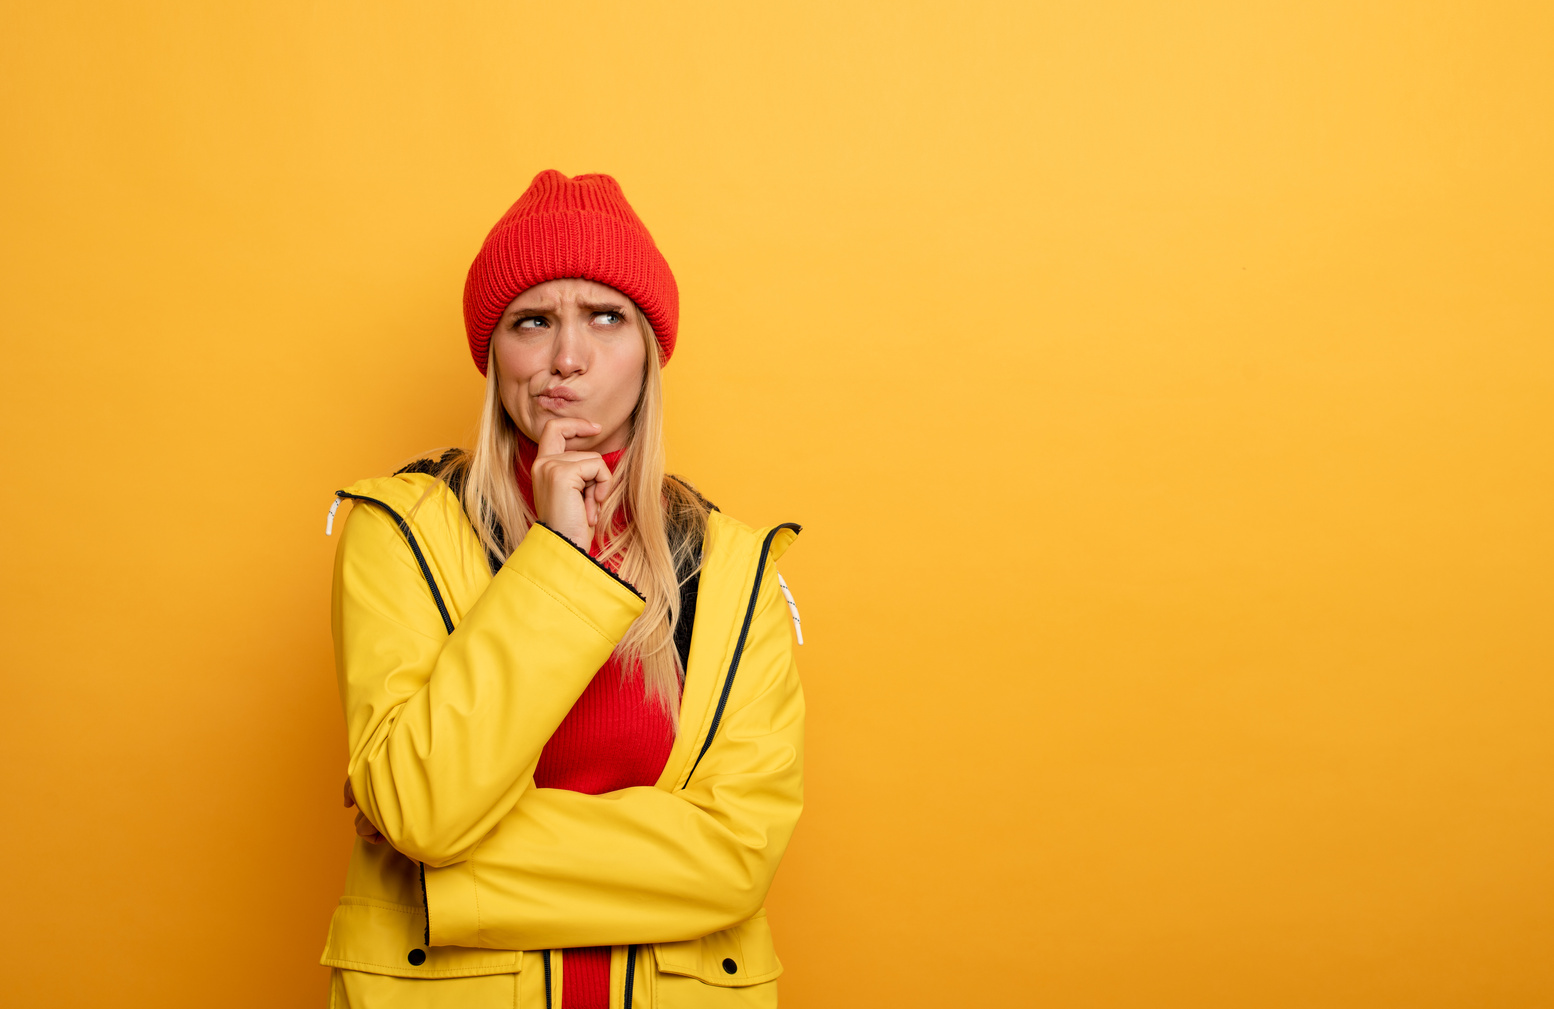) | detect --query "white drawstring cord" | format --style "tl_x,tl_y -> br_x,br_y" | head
776,572 -> 803,645
325,497 -> 342,535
